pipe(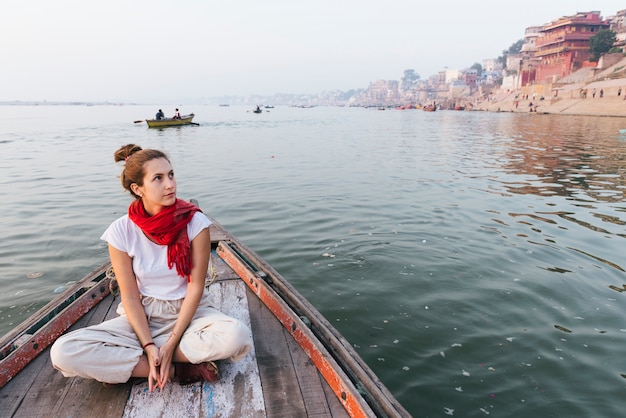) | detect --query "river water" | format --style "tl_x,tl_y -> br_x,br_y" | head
1,105 -> 626,417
